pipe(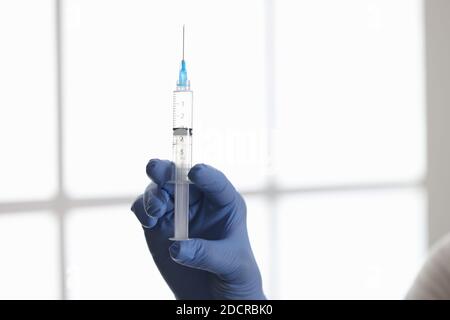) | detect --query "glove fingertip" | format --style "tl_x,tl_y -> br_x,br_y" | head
187,163 -> 209,184
169,240 -> 196,263
131,195 -> 158,229
145,195 -> 165,218
188,164 -> 237,207
146,159 -> 173,185
169,242 -> 181,259
142,216 -> 158,229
